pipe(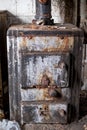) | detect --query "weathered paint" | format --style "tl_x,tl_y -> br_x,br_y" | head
21,88 -> 70,101
8,23 -> 79,30
19,36 -> 74,52
7,24 -> 83,125
21,103 -> 67,124
21,55 -> 69,88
